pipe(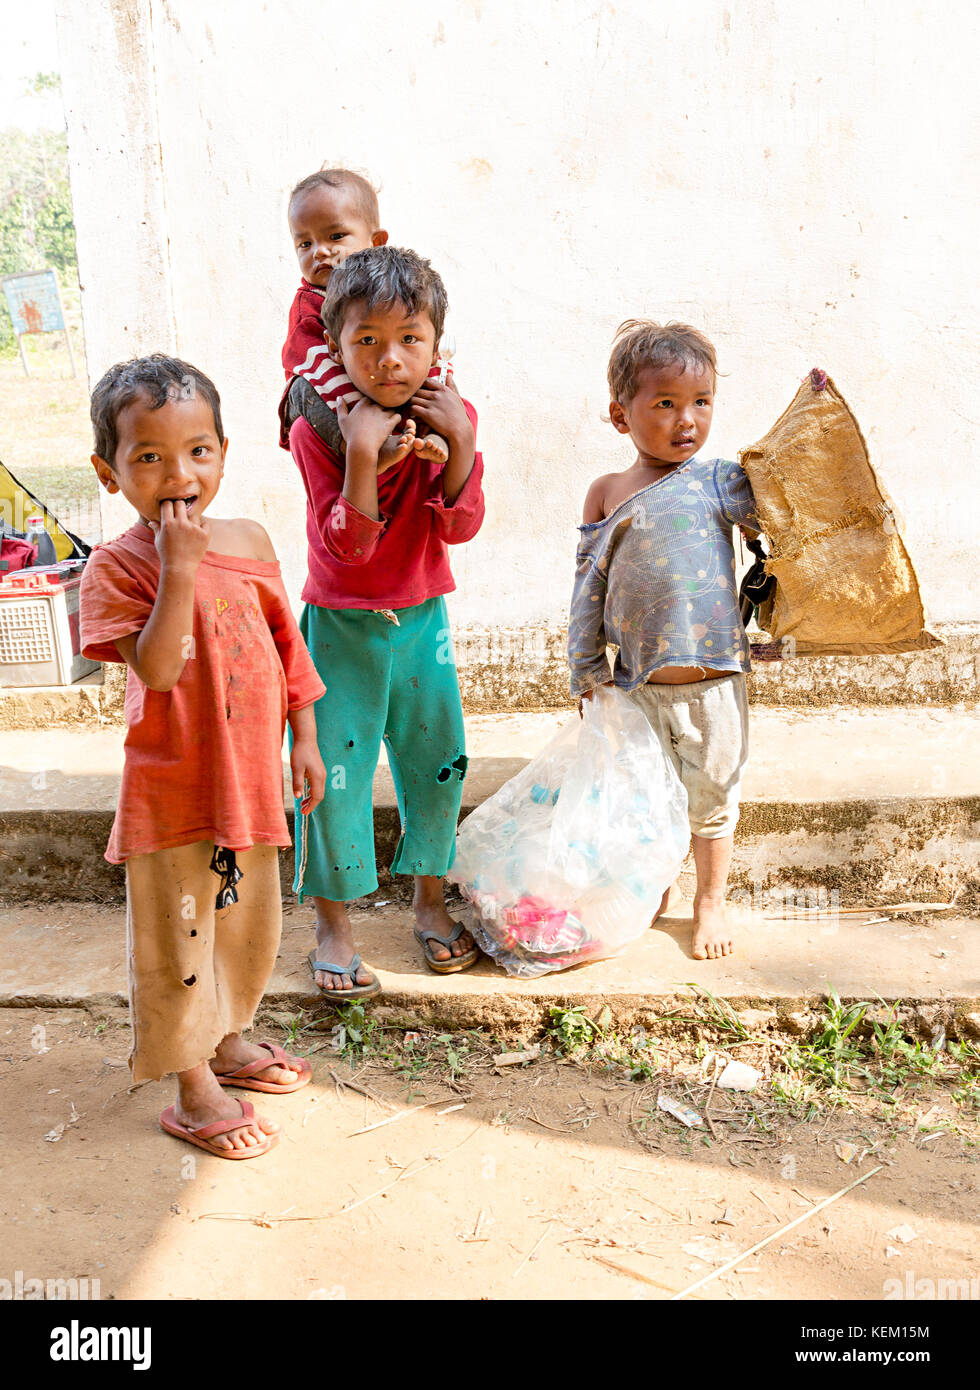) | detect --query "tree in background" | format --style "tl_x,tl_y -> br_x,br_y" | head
0,73 -> 79,358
